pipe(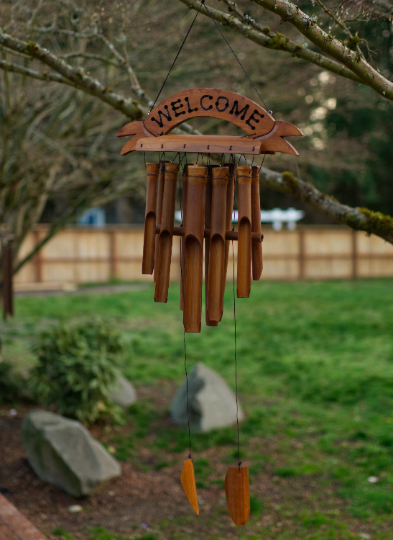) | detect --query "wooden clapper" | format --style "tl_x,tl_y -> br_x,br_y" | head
118,88 -> 302,526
